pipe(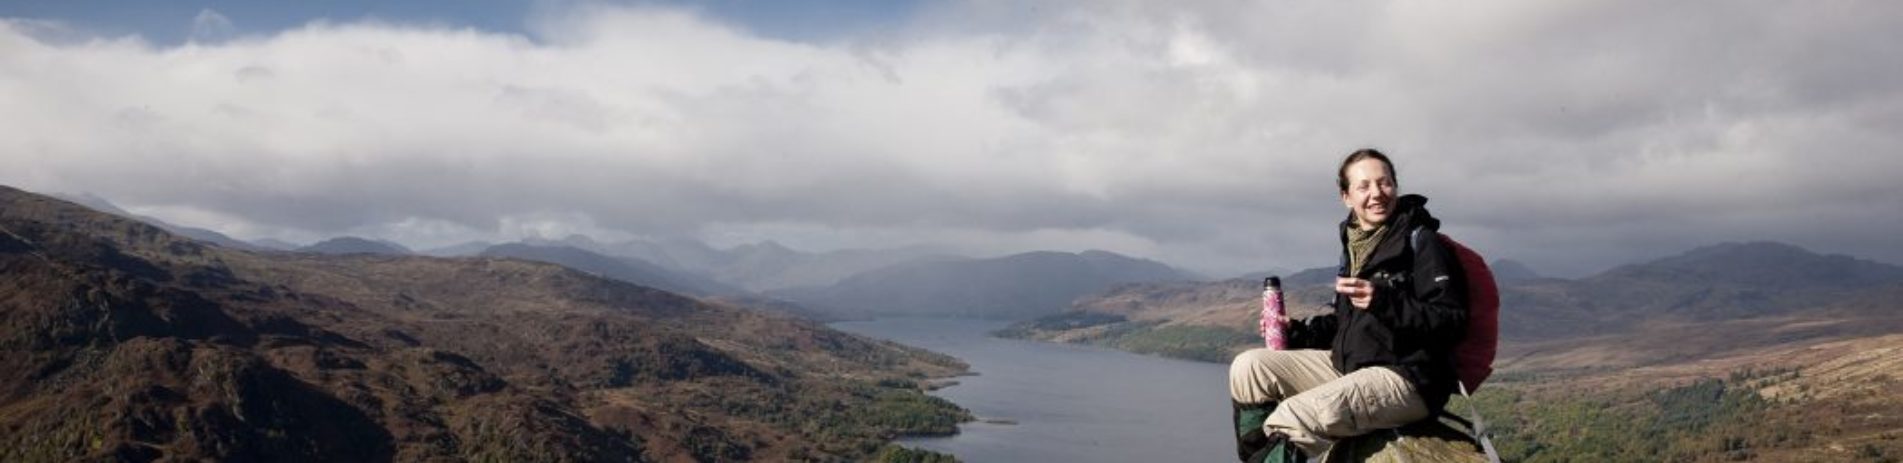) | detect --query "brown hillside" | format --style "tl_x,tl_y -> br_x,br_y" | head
0,185 -> 968,462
